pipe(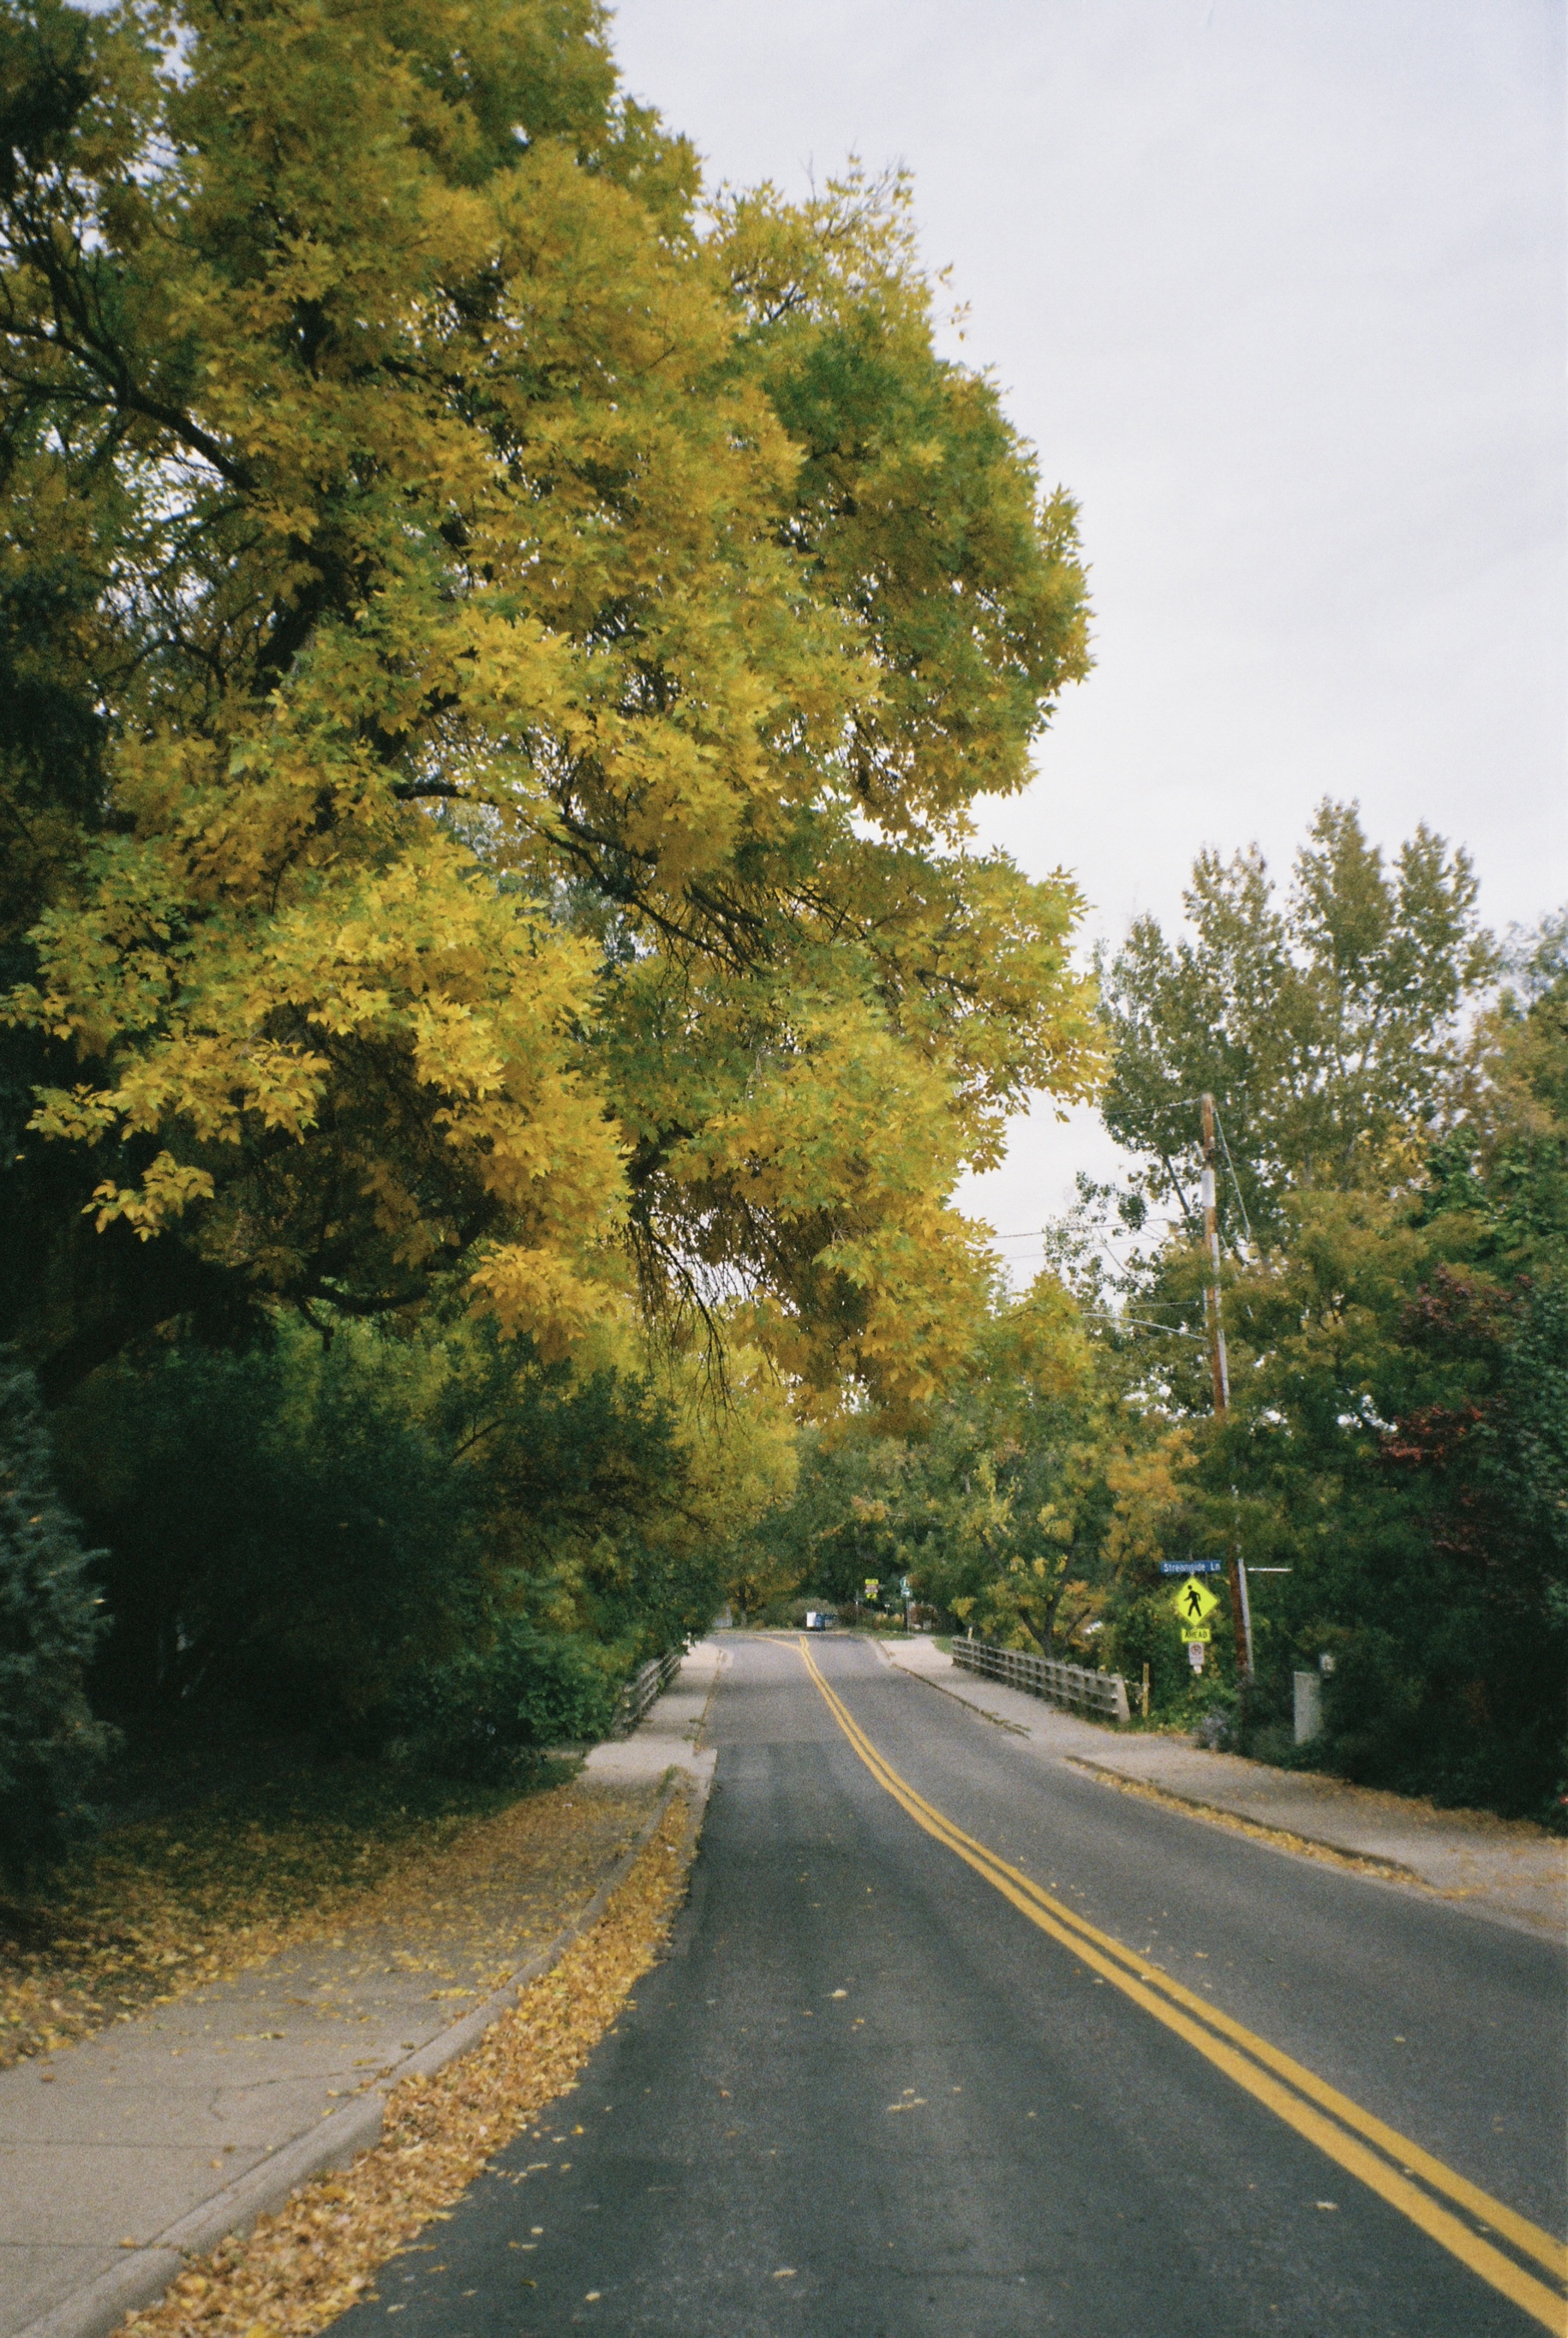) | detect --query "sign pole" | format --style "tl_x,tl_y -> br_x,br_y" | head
1201,1093 -> 1252,1681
